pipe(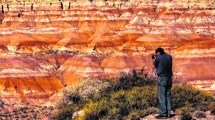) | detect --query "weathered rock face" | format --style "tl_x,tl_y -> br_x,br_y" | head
0,0 -> 214,101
